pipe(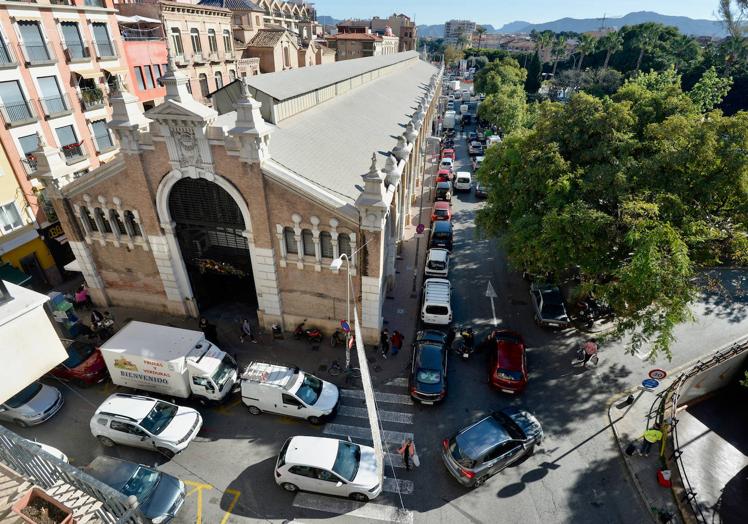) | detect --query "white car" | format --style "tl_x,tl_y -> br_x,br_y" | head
439,157 -> 454,172
425,248 -> 450,278
22,438 -> 68,463
90,393 -> 202,459
275,436 -> 382,502
453,171 -> 472,192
